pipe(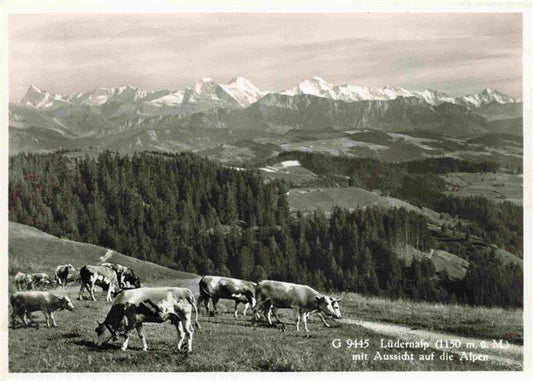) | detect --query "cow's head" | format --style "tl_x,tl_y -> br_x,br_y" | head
316,295 -> 342,319
61,296 -> 75,311
125,271 -> 141,288
94,321 -> 113,346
